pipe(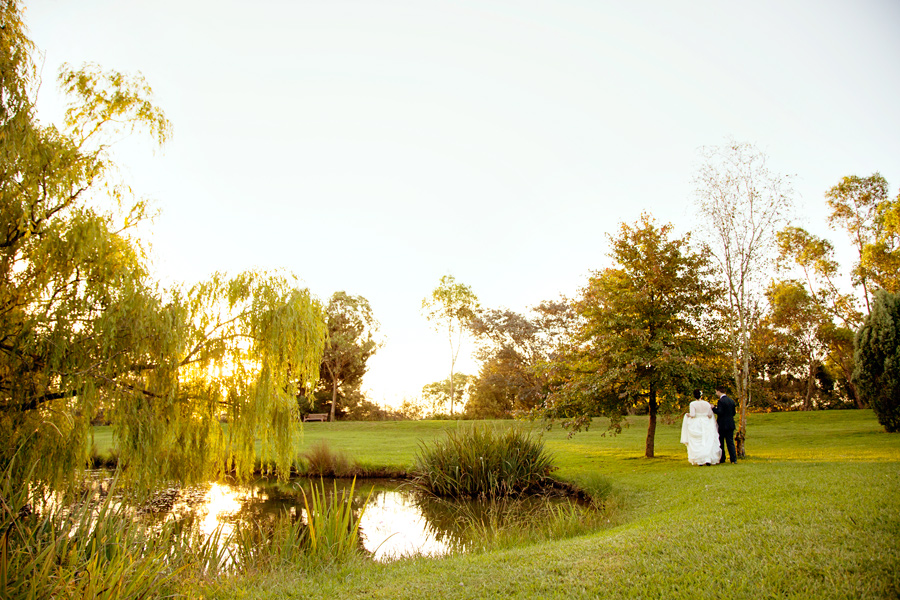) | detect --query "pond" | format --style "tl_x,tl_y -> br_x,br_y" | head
115,476 -> 588,561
